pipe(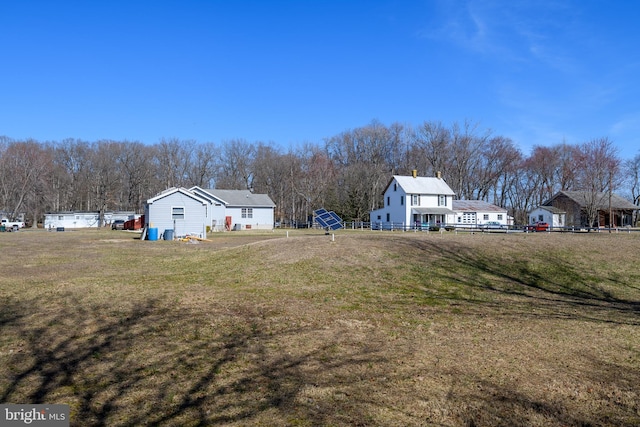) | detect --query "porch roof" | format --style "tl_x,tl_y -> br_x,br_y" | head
411,207 -> 454,215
